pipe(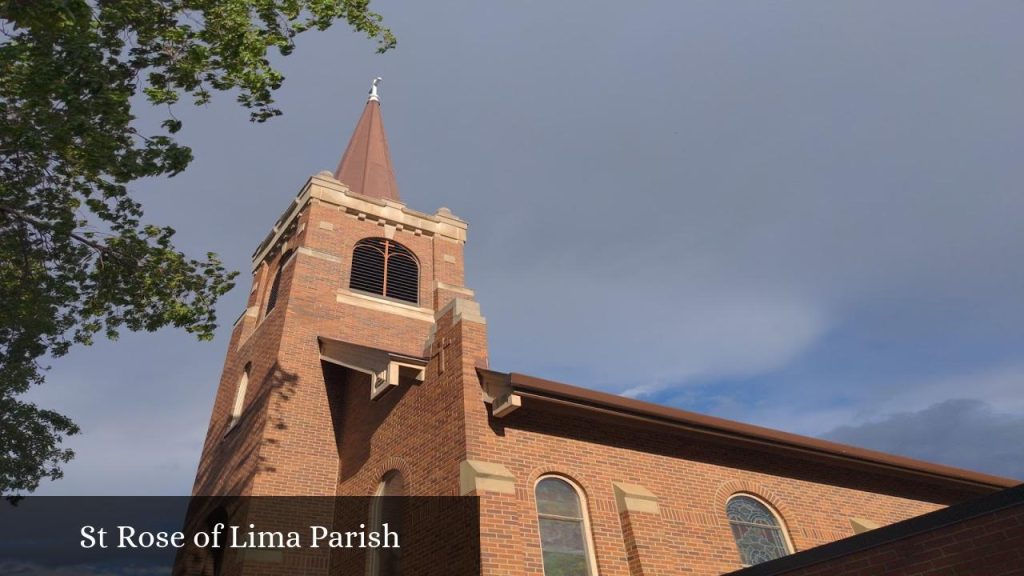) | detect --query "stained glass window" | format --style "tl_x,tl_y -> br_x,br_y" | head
727,495 -> 791,566
536,477 -> 594,576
